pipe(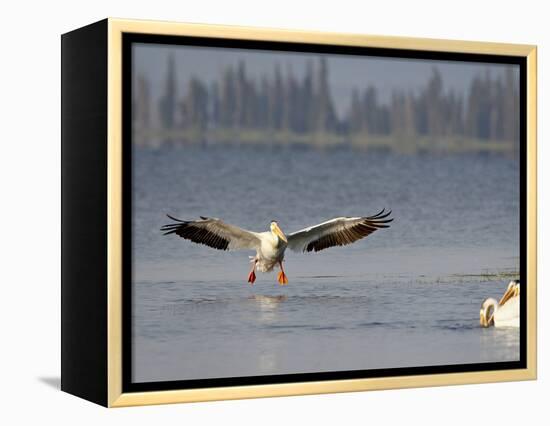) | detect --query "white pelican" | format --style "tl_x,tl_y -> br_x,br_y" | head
479,280 -> 520,328
161,209 -> 393,285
